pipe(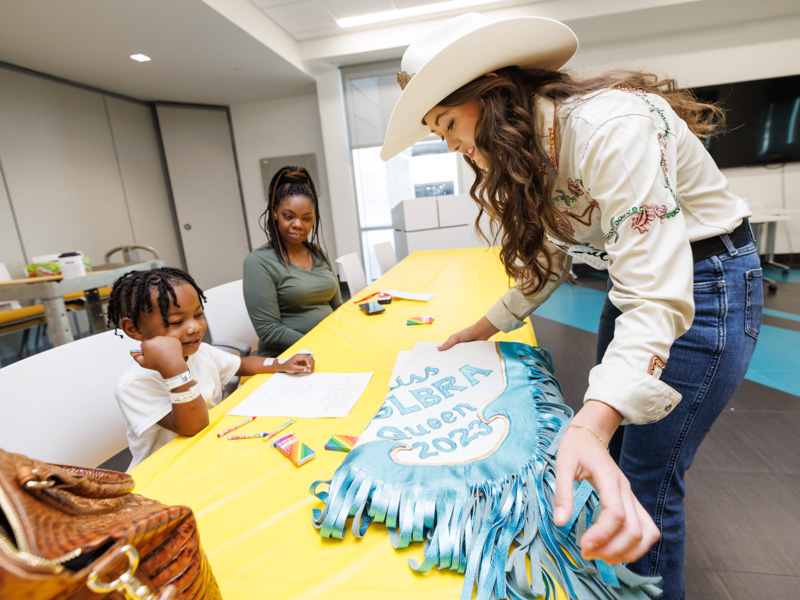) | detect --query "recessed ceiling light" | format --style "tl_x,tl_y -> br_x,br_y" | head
337,0 -> 503,28
130,54 -> 151,63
